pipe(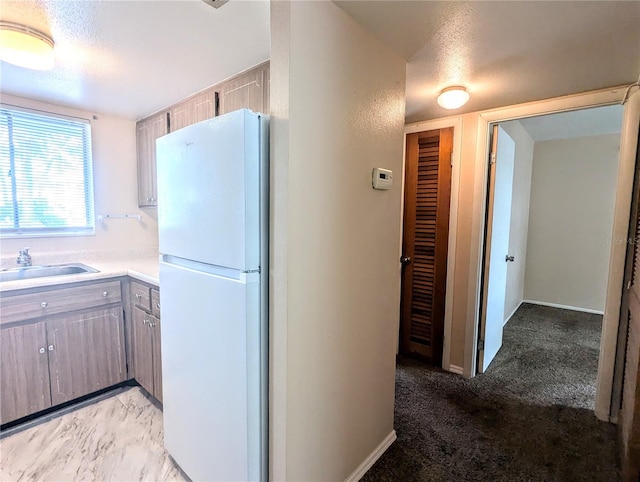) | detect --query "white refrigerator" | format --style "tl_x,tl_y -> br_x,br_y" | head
156,109 -> 268,482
